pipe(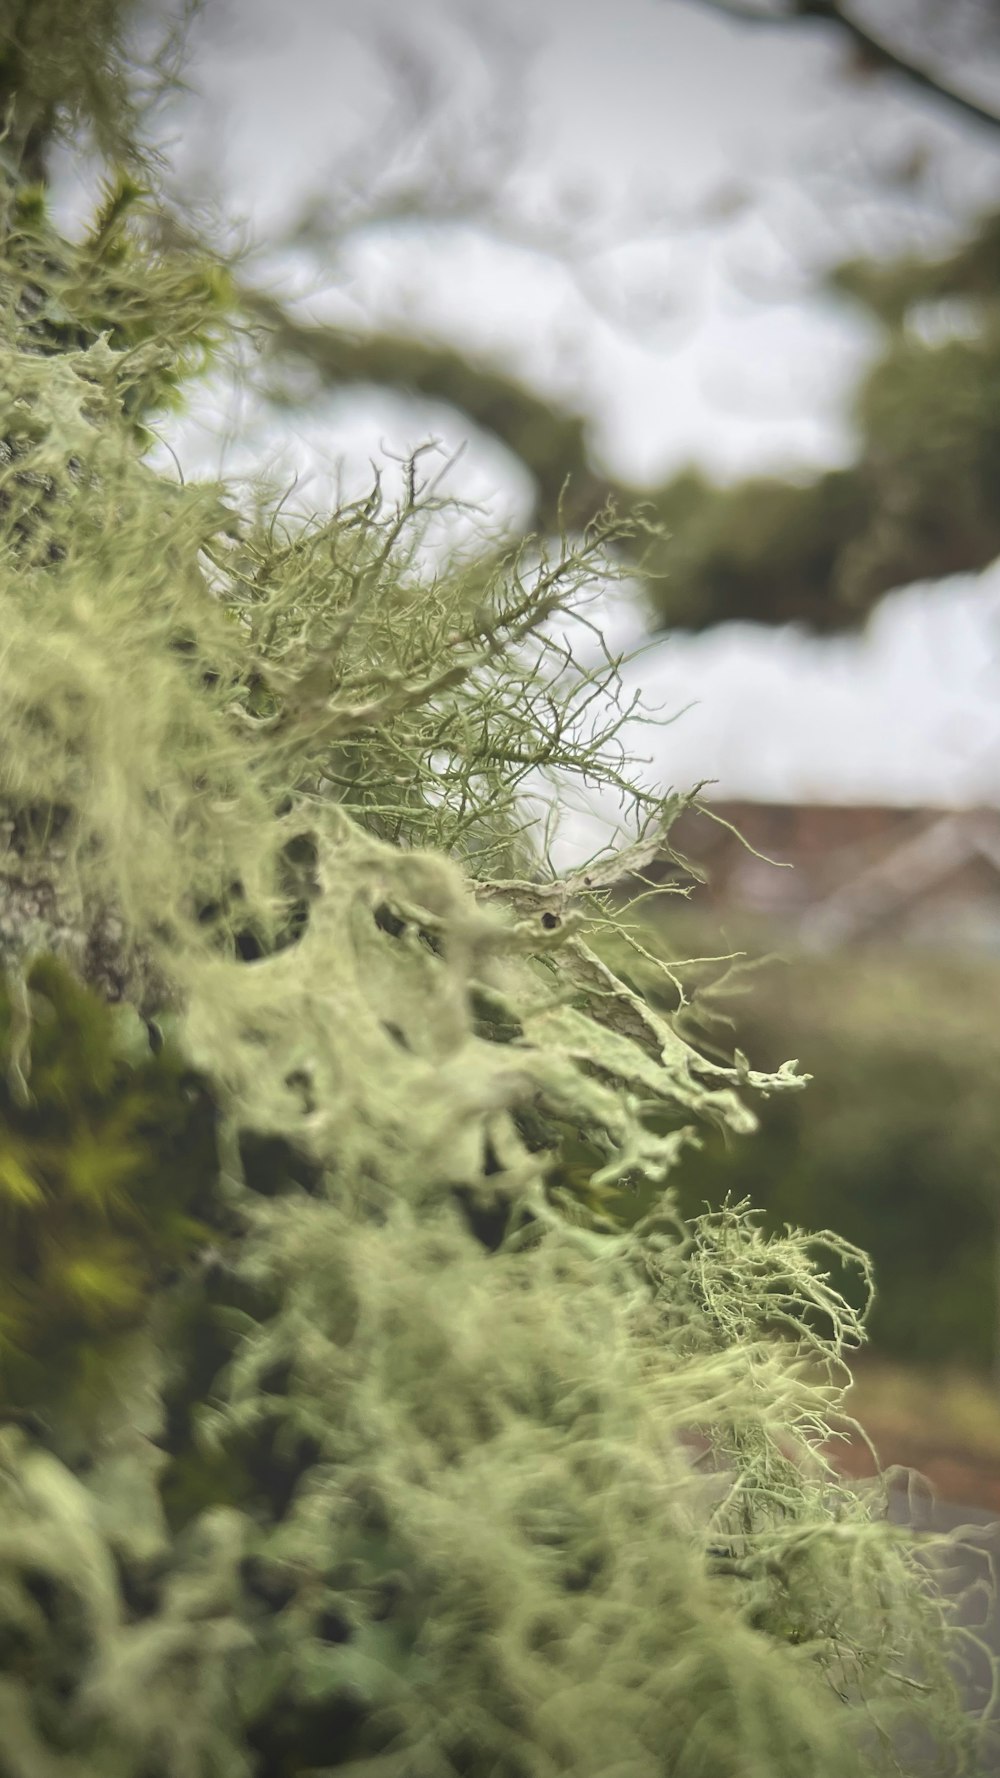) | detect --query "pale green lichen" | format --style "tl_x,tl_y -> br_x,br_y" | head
0,12 -> 995,1777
